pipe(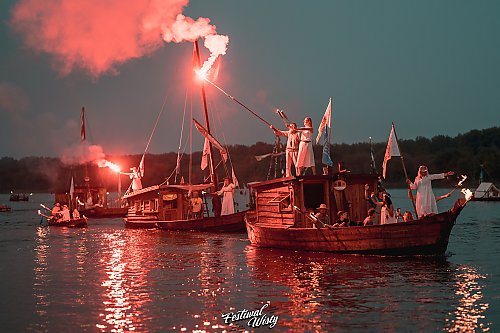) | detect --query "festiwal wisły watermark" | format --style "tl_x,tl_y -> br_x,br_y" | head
221,303 -> 278,329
